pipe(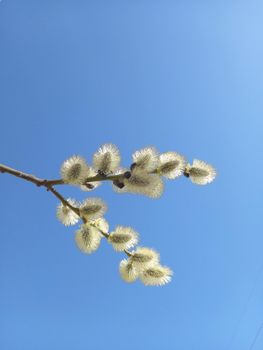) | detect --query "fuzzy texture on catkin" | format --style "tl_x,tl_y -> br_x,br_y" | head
80,167 -> 101,191
79,198 -> 107,220
119,259 -> 139,283
113,169 -> 164,198
75,224 -> 102,254
157,152 -> 186,179
130,247 -> 160,271
108,226 -> 139,251
60,155 -> 89,184
90,217 -> 109,234
56,199 -> 80,226
186,159 -> 216,185
132,146 -> 159,172
139,265 -> 173,286
93,144 -> 121,174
